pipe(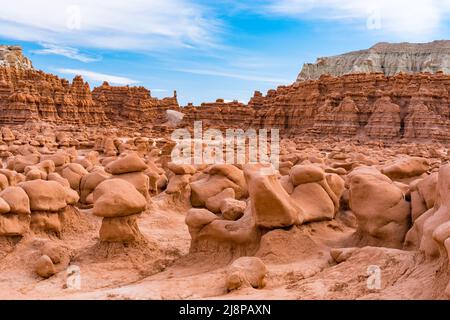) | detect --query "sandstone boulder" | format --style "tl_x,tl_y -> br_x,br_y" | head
226,257 -> 267,291
93,179 -> 147,218
220,199 -> 246,221
347,167 -> 410,248
35,255 -> 56,278
244,164 -> 303,229
105,152 -> 148,175
20,180 -> 72,212
205,188 -> 235,214
381,157 -> 429,180
0,186 -> 30,215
